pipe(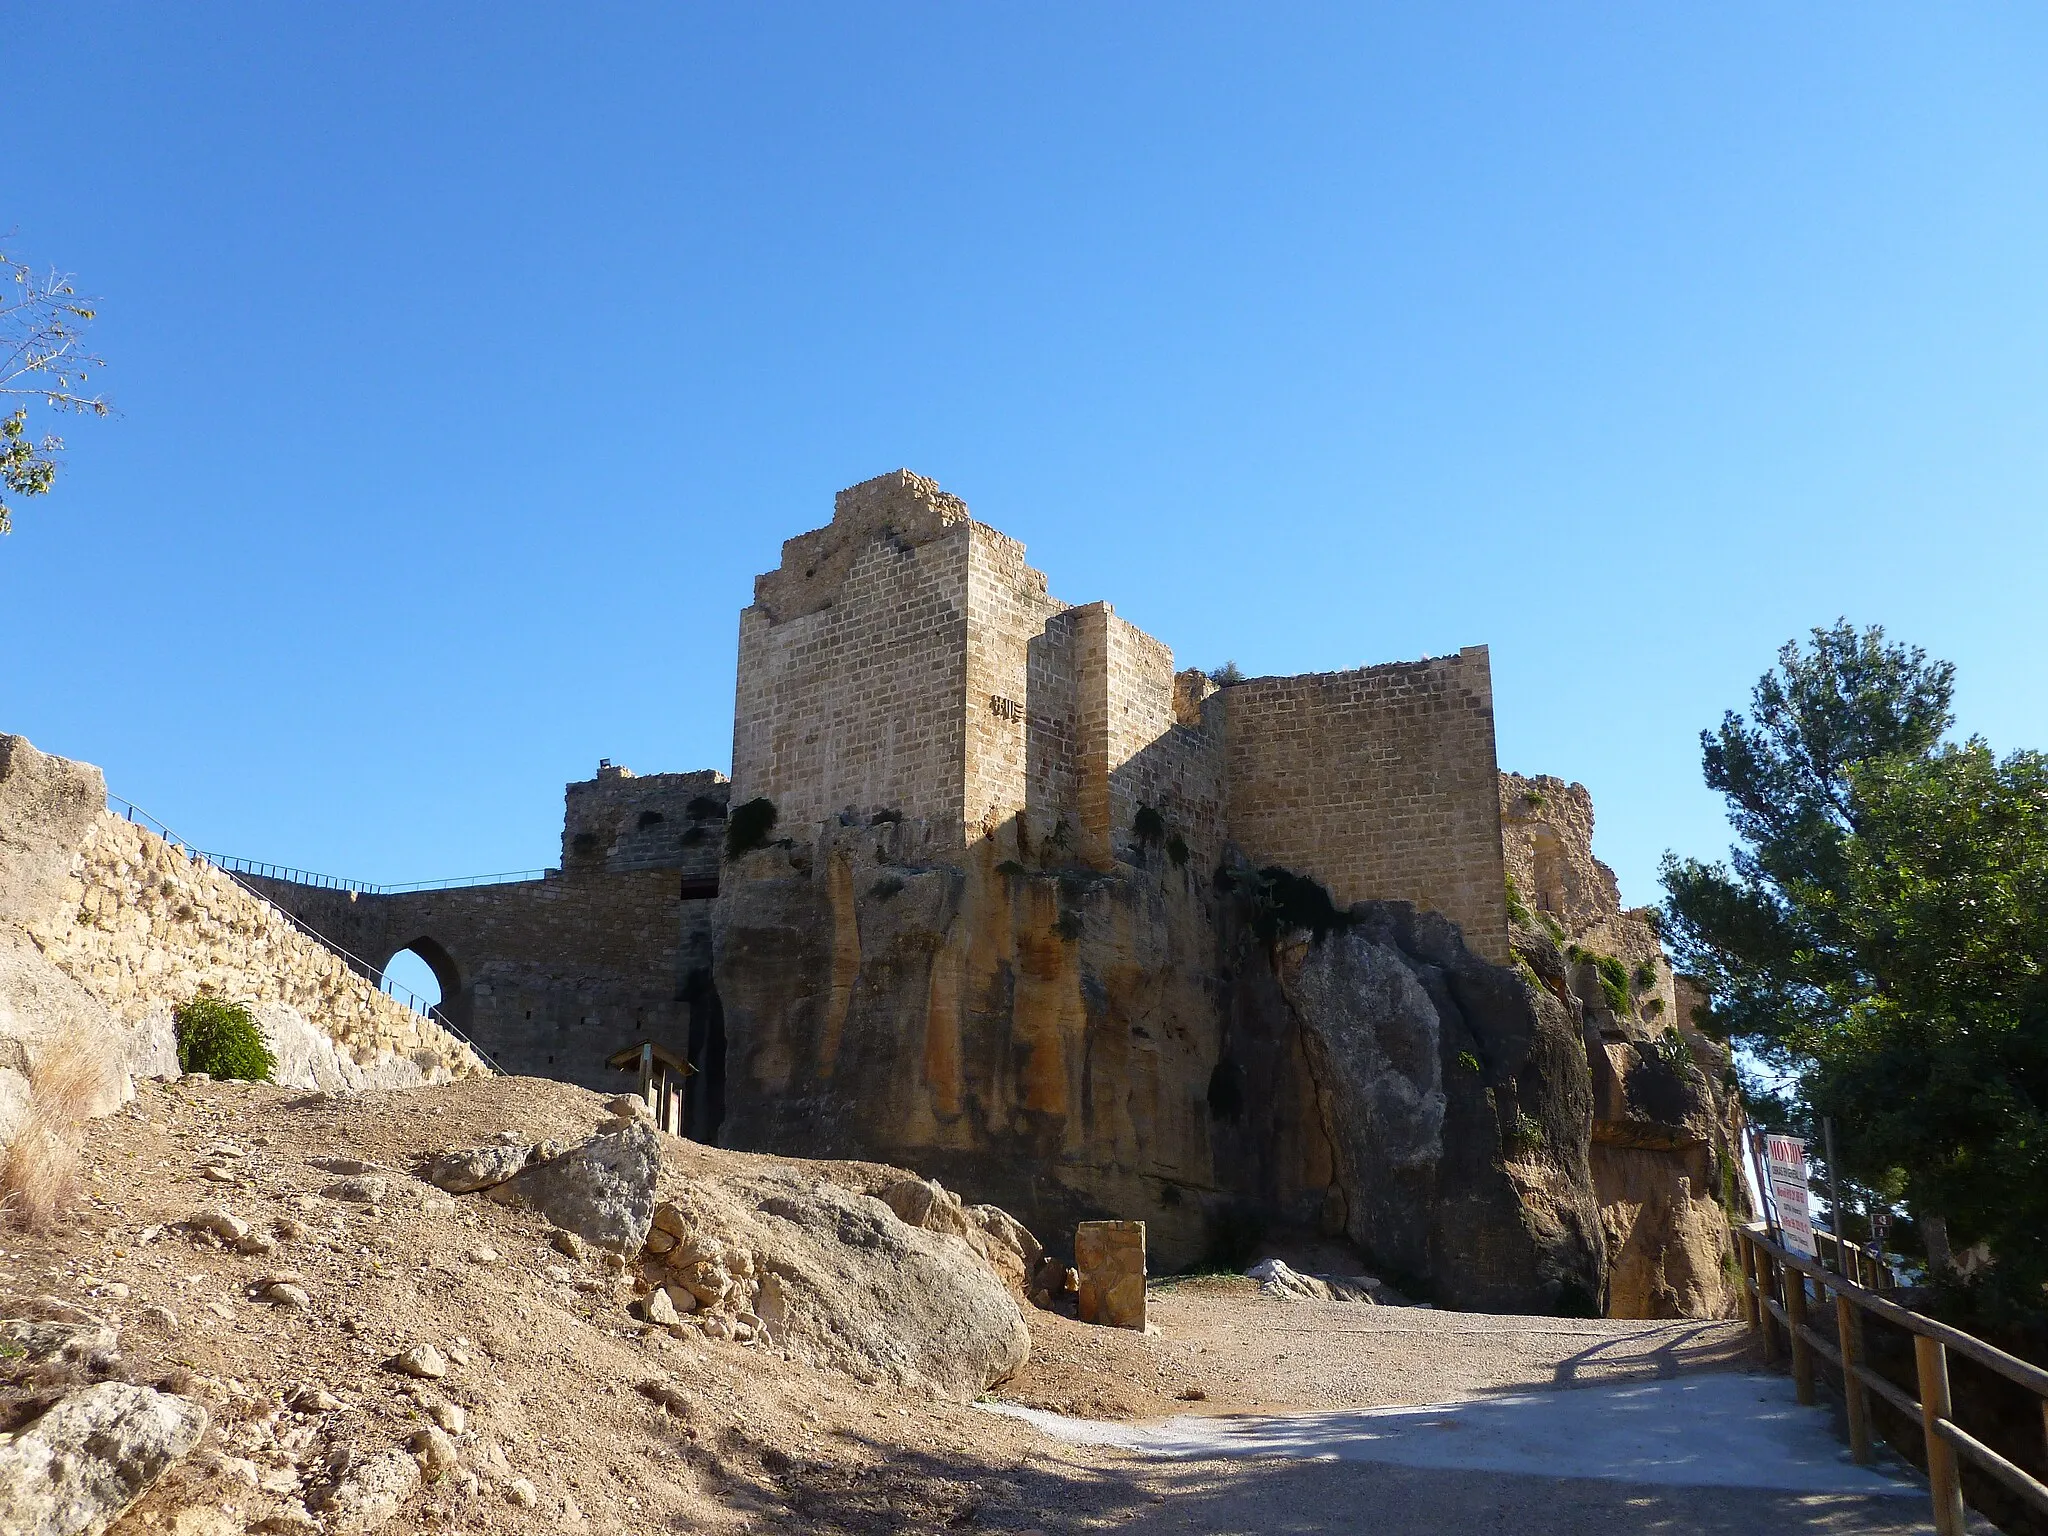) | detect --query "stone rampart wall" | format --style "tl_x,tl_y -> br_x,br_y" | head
244,868 -> 700,1092
563,766 -> 728,882
33,811 -> 483,1079
1223,647 -> 1509,962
